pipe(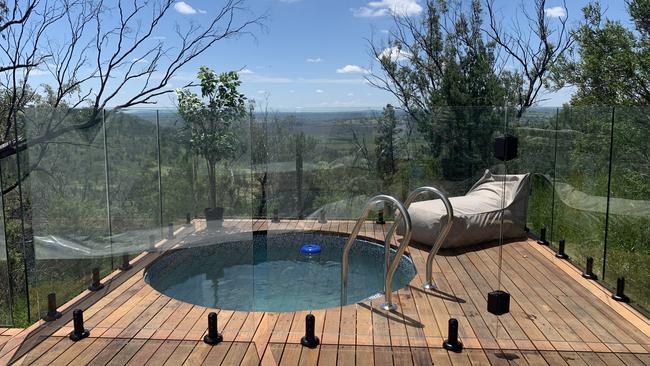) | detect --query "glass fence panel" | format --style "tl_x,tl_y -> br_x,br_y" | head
1,142 -> 29,325
514,108 -> 558,241
105,110 -> 160,264
158,110 -> 195,229
606,106 -> 650,310
24,107 -> 112,321
552,106 -> 613,280
257,108 -> 366,344
152,106 -> 256,339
